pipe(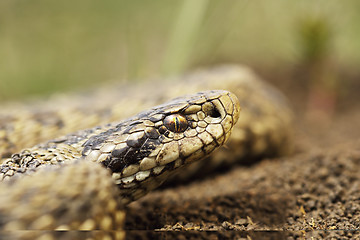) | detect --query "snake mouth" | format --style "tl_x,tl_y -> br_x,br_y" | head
81,90 -> 240,203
